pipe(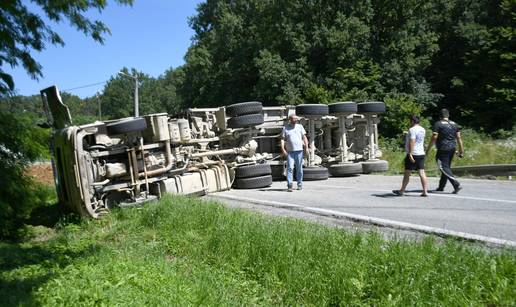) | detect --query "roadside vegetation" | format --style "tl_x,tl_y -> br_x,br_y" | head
1,195 -> 515,306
